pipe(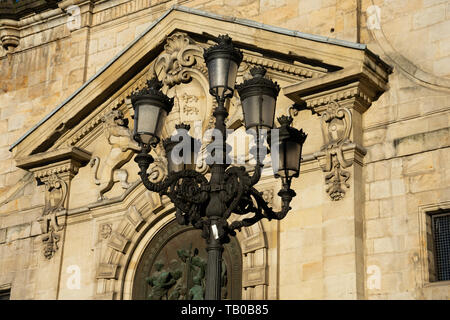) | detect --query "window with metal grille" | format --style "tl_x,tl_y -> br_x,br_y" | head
432,213 -> 450,281
427,210 -> 450,282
